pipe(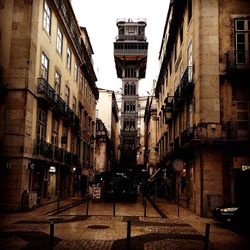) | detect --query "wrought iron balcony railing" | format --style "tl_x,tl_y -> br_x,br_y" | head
37,78 -> 55,104
34,139 -> 80,166
37,78 -> 79,129
180,66 -> 194,98
116,35 -> 147,41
